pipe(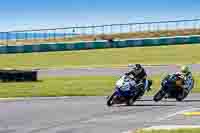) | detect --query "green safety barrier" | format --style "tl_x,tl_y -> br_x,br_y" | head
0,35 -> 200,54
